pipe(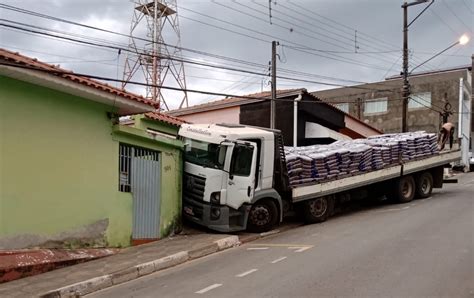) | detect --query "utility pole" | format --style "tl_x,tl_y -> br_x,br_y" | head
402,3 -> 409,132
471,54 -> 473,156
270,41 -> 278,129
401,0 -> 432,132
356,97 -> 362,119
